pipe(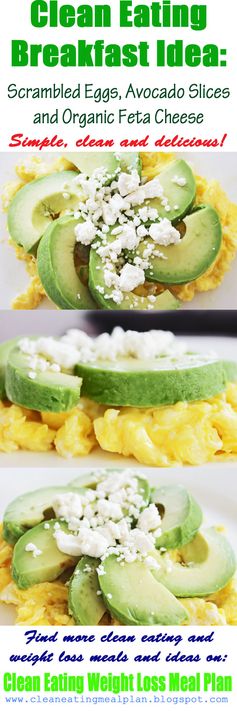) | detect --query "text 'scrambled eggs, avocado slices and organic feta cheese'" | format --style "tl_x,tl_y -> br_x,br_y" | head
0,469 -> 236,626
3,152 -> 237,310
0,328 -> 237,465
